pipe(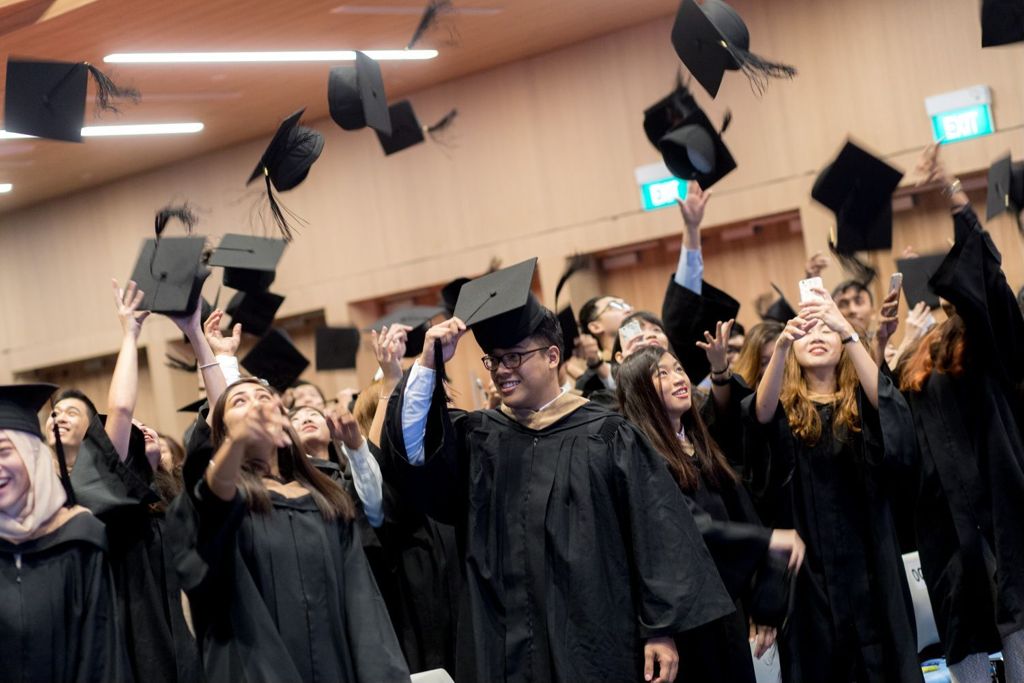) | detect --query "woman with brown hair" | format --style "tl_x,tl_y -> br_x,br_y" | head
747,289 -> 921,682
167,377 -> 409,683
731,320 -> 784,389
617,345 -> 804,683
895,144 -> 1024,683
